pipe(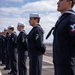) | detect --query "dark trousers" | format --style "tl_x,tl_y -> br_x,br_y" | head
0,49 -> 1,61
18,51 -> 27,75
54,65 -> 75,75
5,49 -> 10,69
29,55 -> 43,75
1,49 -> 5,64
10,49 -> 17,75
